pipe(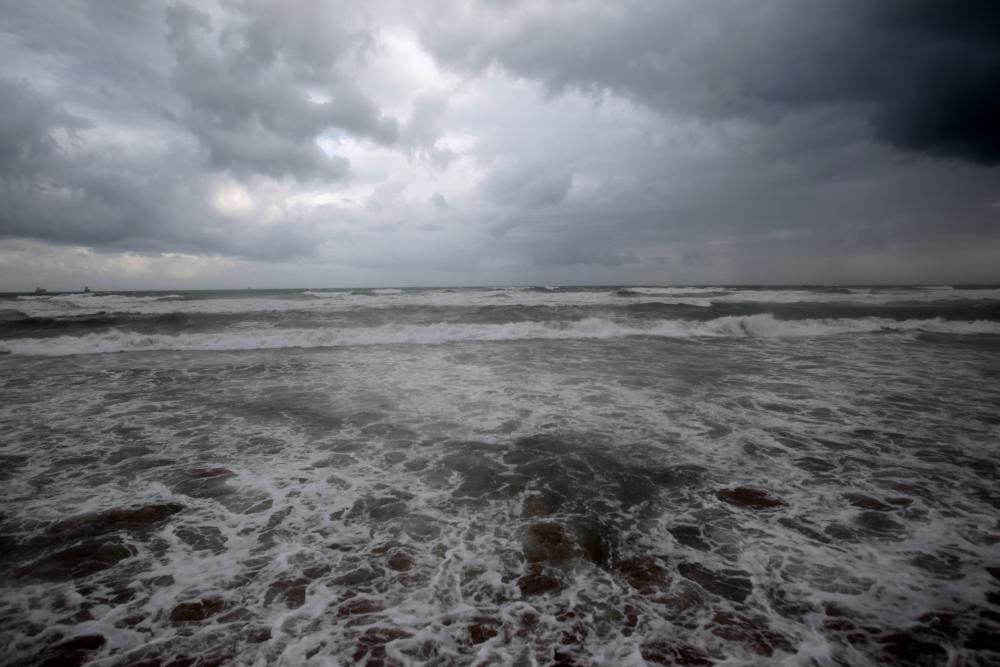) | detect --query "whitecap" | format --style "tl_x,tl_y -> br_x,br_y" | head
6,315 -> 1000,356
